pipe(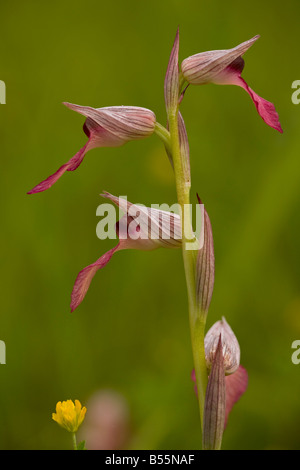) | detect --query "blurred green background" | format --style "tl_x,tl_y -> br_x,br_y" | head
0,0 -> 300,450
